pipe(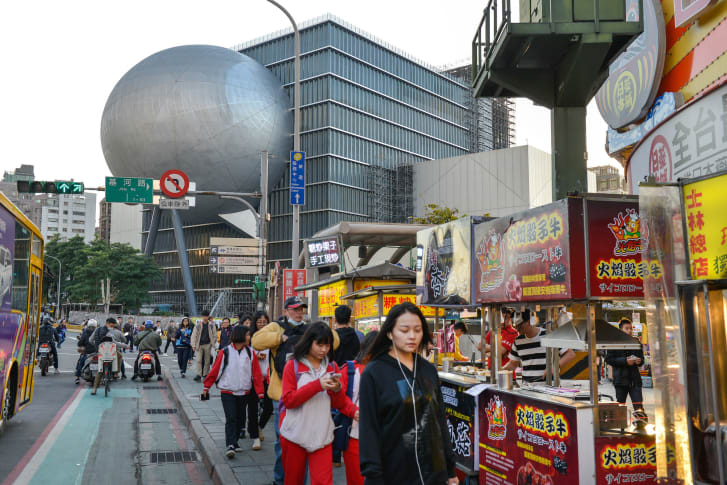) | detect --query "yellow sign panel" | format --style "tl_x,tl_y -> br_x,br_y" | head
318,280 -> 348,317
354,293 -> 443,319
683,172 -> 727,279
354,295 -> 379,319
352,279 -> 408,291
